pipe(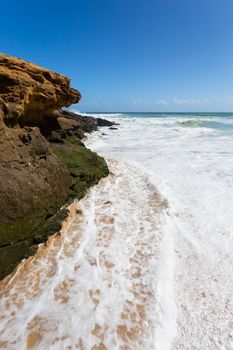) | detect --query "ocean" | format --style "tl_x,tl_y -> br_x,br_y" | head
85,112 -> 233,349
0,112 -> 232,349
